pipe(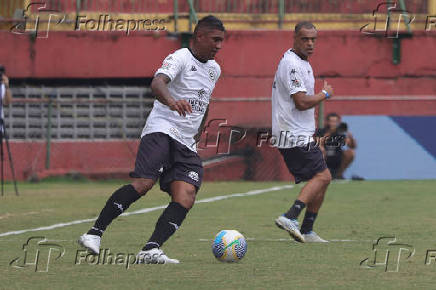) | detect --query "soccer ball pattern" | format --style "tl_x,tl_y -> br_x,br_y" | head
212,230 -> 247,262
